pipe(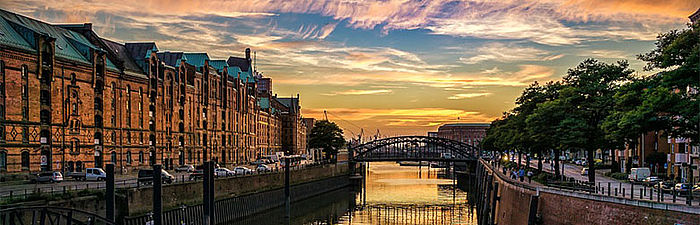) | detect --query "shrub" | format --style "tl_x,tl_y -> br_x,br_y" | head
605,172 -> 628,181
